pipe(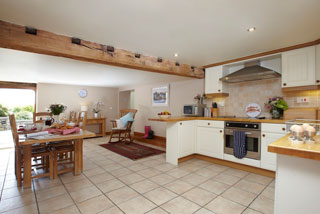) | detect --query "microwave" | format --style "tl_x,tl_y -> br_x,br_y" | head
183,104 -> 206,116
